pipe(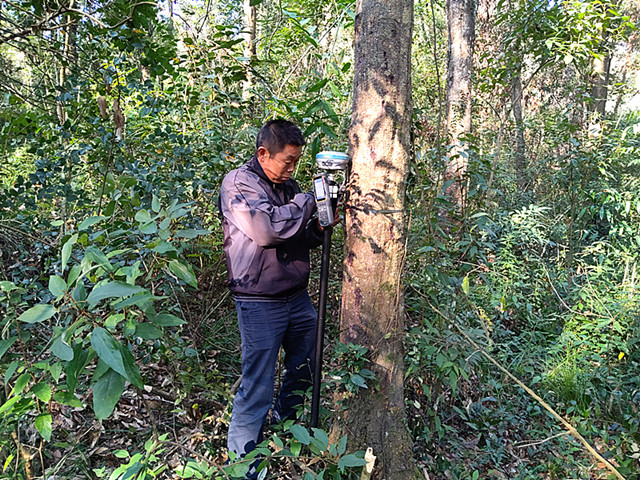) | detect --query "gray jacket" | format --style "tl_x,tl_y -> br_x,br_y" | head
219,156 -> 323,298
